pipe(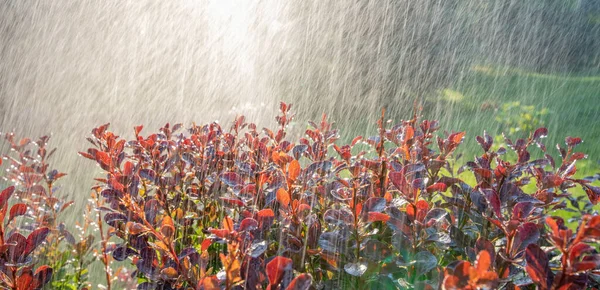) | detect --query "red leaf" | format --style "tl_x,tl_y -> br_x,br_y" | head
201,239 -> 212,251
78,151 -> 95,160
160,216 -> 175,239
476,250 -> 492,272
222,216 -> 234,232
126,222 -> 148,235
240,184 -> 257,195
257,208 -> 275,230
351,136 -> 363,146
443,261 -> 470,289
533,127 -> 548,140
220,172 -> 243,187
277,188 -> 291,208
542,174 -> 563,188
239,218 -> 259,231
388,171 -> 407,191
288,160 -> 301,181
286,273 -> 312,290
451,132 -> 466,144
512,223 -> 540,256
60,201 -> 74,213
475,238 -> 496,267
525,244 -> 553,289
583,185 -> 600,205
16,268 -> 33,290
123,161 -> 135,177
220,197 -> 245,207
565,136 -> 582,147
426,182 -> 447,193
95,151 -> 112,170
573,261 -> 599,273
0,186 -> 15,209
33,265 -> 53,289
482,189 -> 502,220
134,125 -> 144,136
568,243 -> 594,264
473,168 -> 492,179
258,208 -> 275,218
8,203 -> 27,224
404,126 -> 415,143
367,212 -> 390,223
266,256 -> 293,287
209,229 -> 229,239
24,227 -> 50,257
161,267 -> 178,280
